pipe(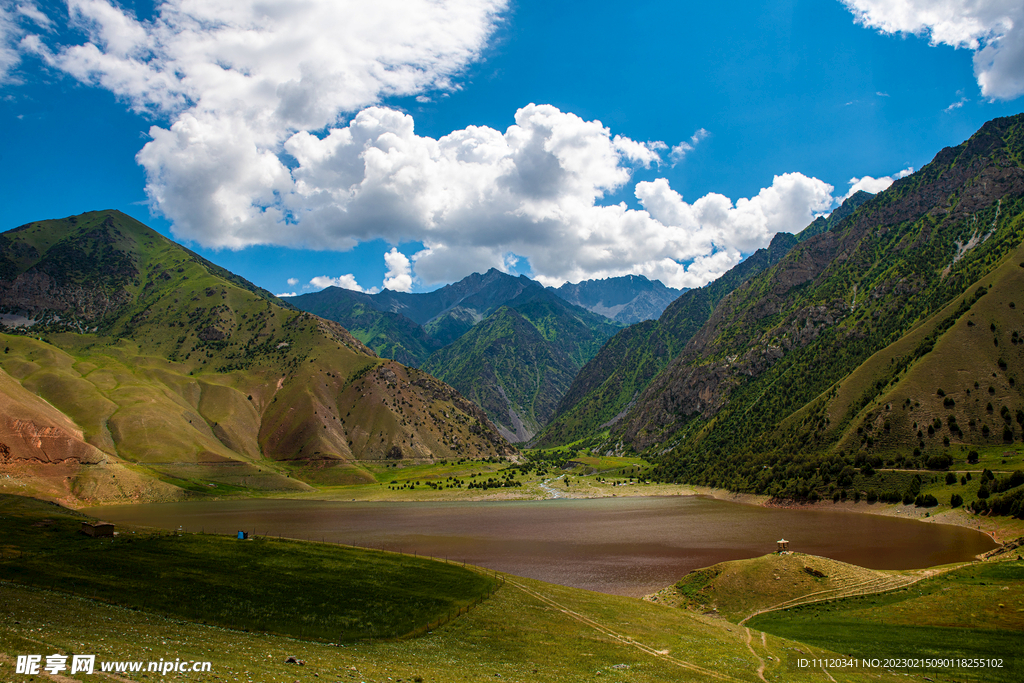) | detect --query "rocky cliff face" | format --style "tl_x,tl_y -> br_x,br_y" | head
551,274 -> 684,324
